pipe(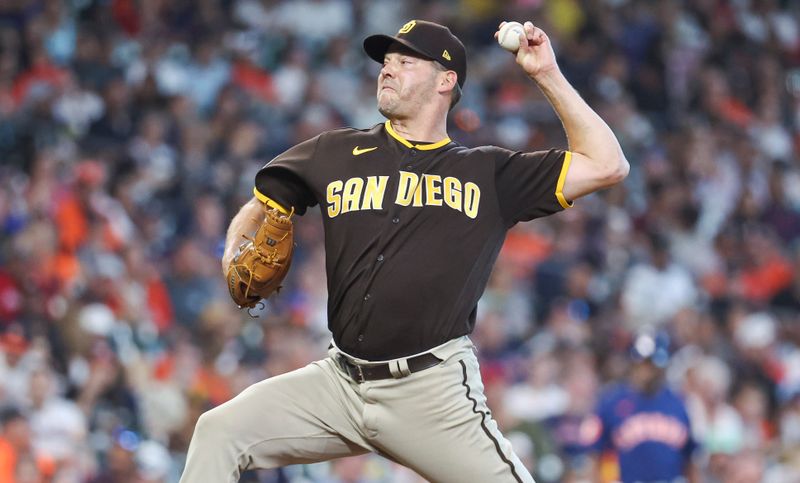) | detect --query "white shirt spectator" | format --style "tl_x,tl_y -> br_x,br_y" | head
30,396 -> 87,460
622,260 -> 697,330
274,0 -> 353,44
